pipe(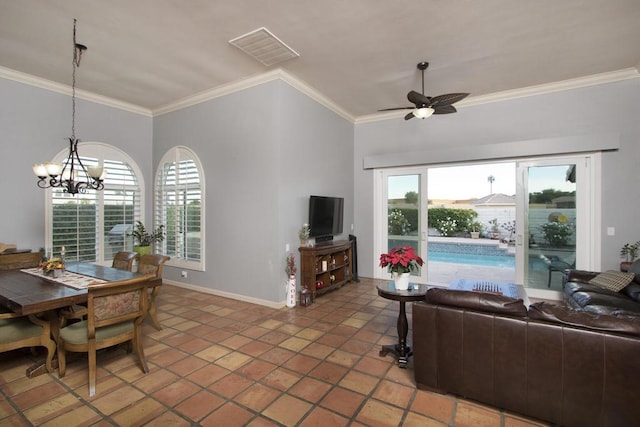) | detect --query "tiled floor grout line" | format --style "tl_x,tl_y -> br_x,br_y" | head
0,278 -> 550,426
142,287 -> 400,426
